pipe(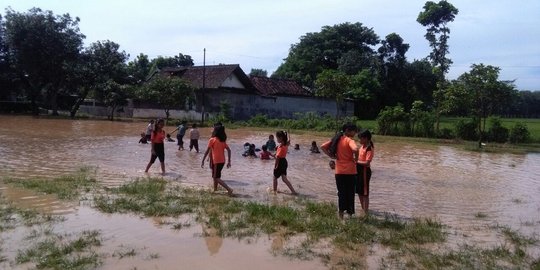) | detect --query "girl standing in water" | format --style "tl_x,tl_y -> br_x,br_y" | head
272,131 -> 297,195
201,125 -> 234,196
357,129 -> 374,215
145,119 -> 166,175
321,123 -> 359,219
